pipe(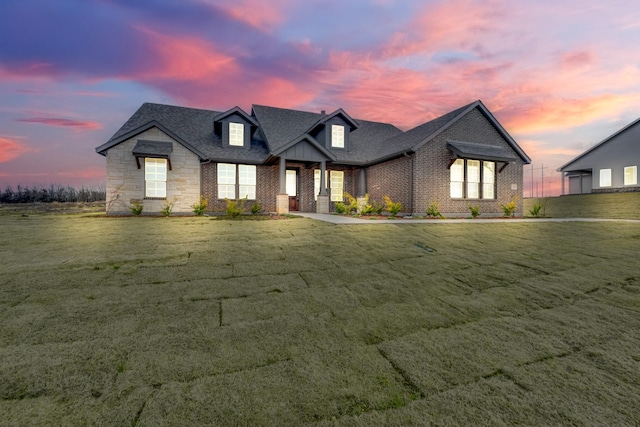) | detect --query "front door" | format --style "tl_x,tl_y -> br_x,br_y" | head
286,169 -> 299,211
